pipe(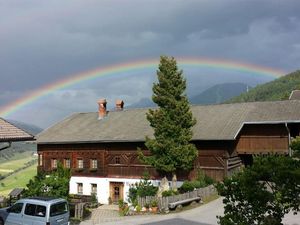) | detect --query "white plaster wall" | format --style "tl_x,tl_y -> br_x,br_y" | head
70,176 -> 152,204
69,176 -> 183,204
